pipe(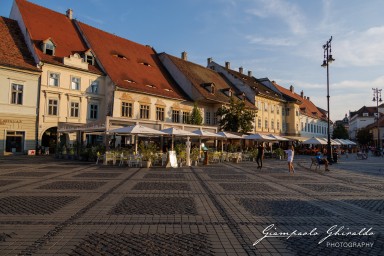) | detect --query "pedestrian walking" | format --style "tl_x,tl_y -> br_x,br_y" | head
284,145 -> 295,174
256,142 -> 264,169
